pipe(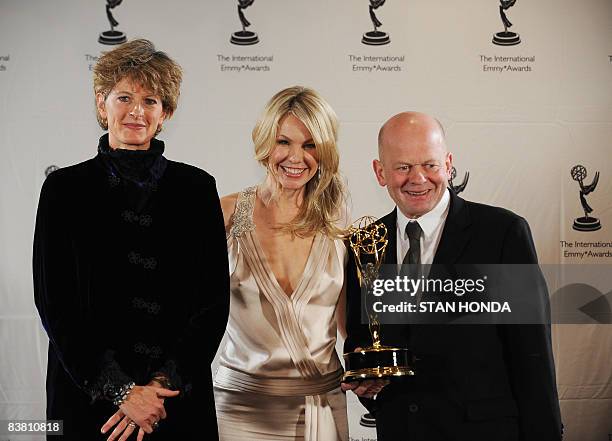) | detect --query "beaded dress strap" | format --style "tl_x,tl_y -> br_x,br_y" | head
229,186 -> 257,238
